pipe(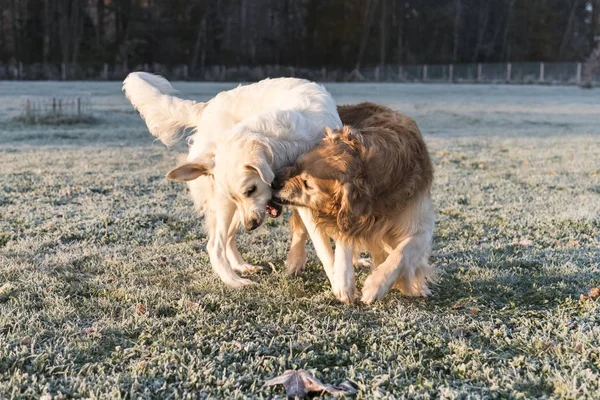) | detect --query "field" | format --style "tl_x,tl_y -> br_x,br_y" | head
1,81 -> 599,399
